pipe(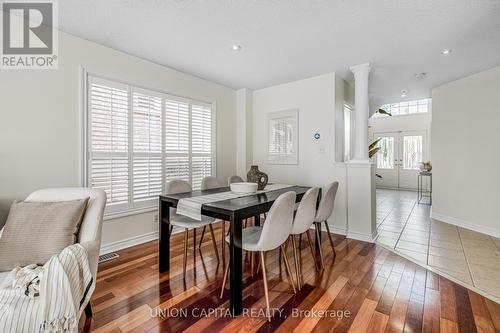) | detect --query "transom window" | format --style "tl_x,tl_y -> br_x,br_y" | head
85,75 -> 215,216
378,98 -> 431,116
